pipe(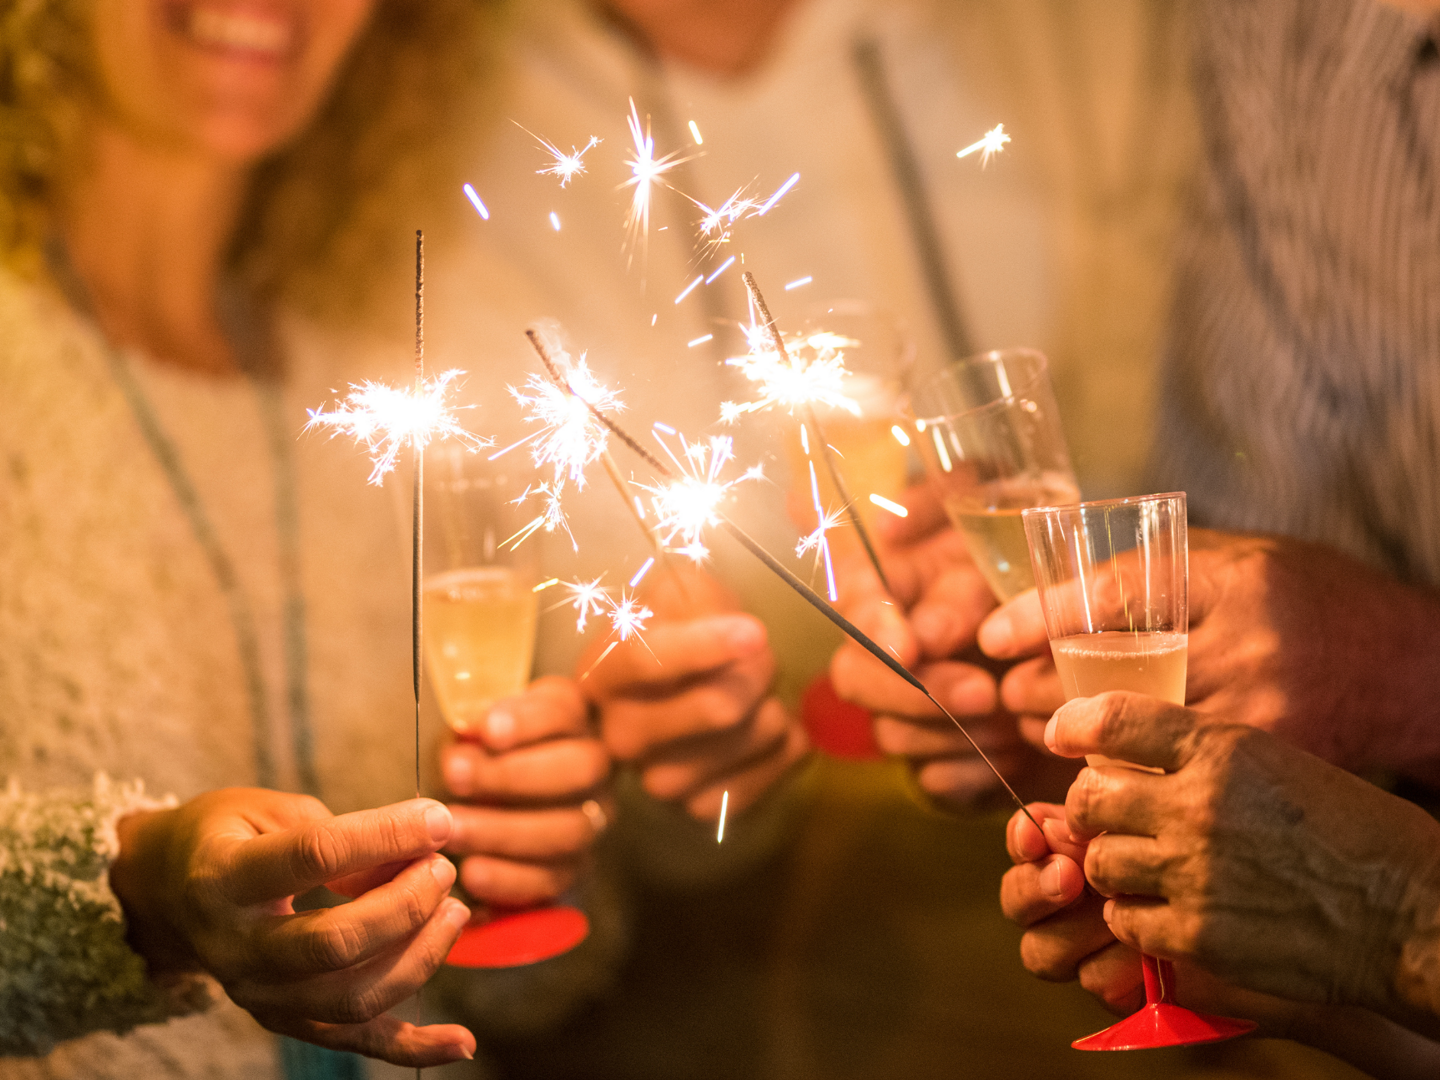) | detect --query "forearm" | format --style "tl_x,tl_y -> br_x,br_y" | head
1286,1003 -> 1440,1079
0,777 -> 212,1055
